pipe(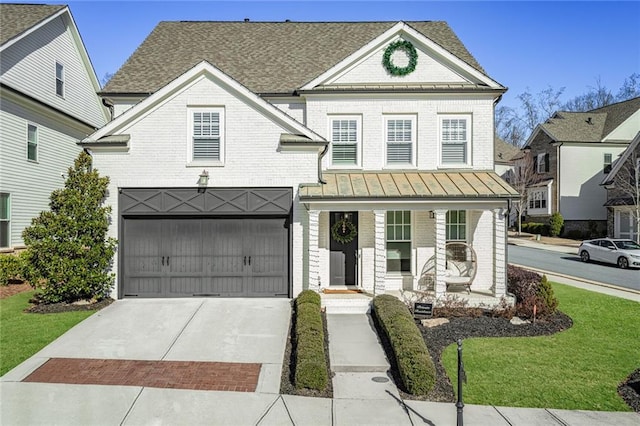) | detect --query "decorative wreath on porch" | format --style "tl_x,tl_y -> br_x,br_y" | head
382,40 -> 418,76
331,218 -> 357,244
